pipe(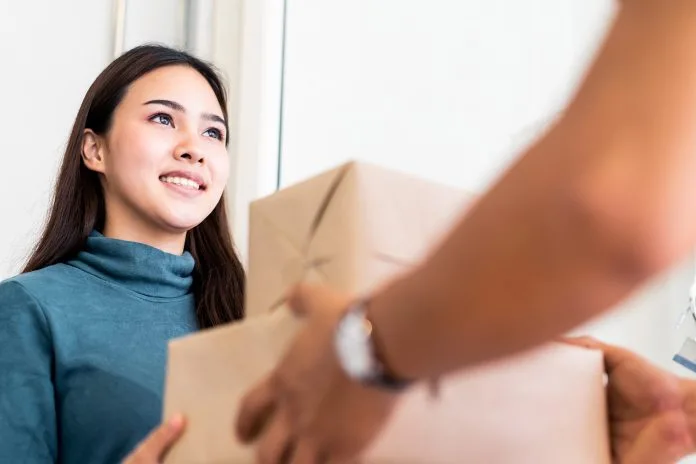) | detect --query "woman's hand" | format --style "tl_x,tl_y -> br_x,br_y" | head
122,414 -> 186,463
235,284 -> 400,463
